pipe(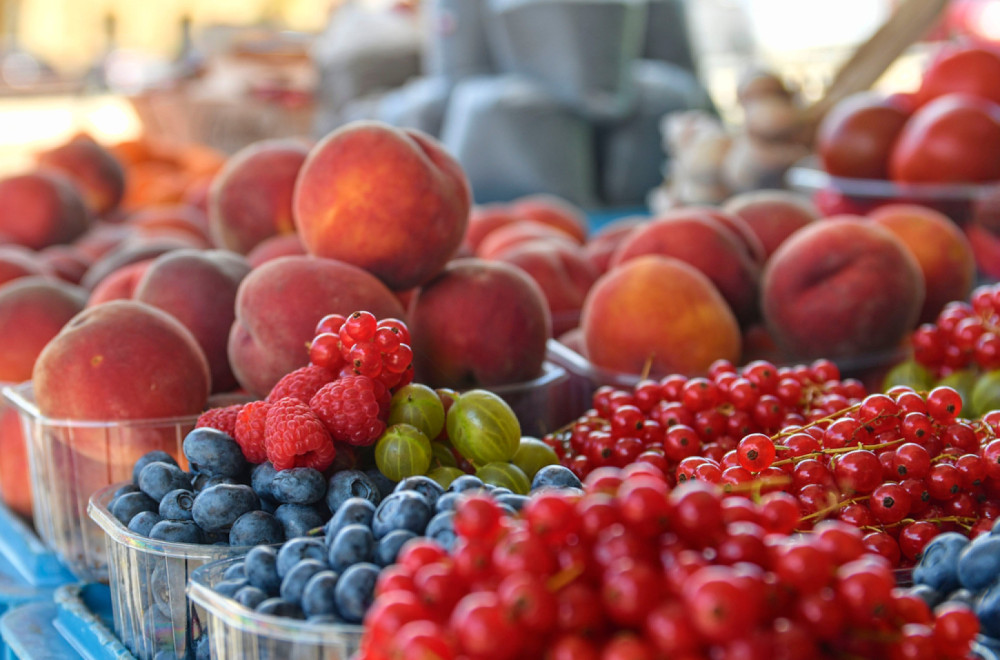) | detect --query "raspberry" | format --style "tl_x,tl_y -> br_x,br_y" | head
265,397 -> 336,471
310,375 -> 388,447
234,400 -> 272,464
266,364 -> 336,404
196,404 -> 242,438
